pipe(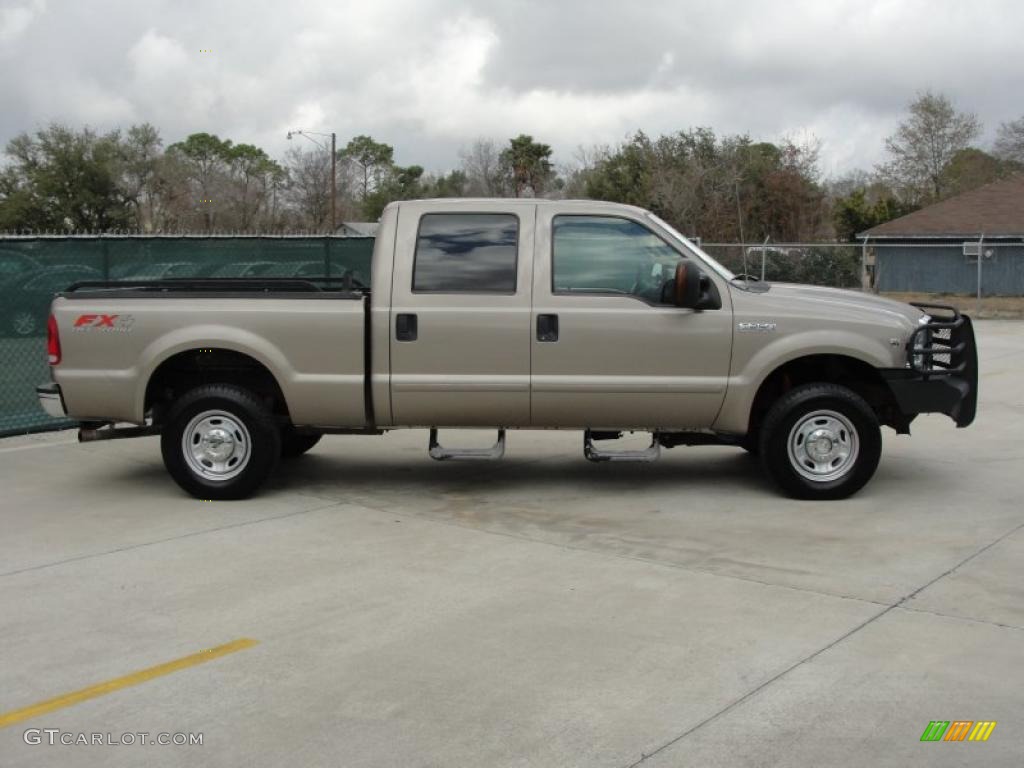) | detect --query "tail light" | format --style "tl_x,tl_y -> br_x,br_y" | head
47,314 -> 61,365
